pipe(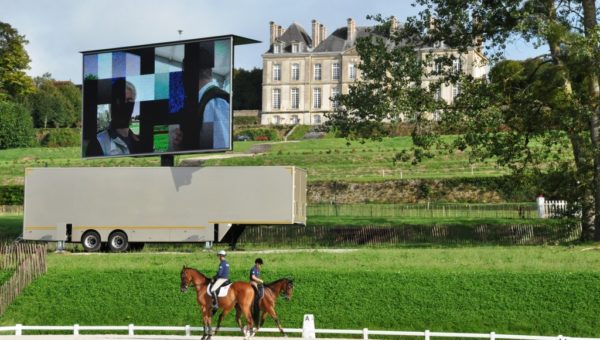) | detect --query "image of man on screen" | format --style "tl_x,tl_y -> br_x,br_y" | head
170,42 -> 230,151
86,81 -> 140,156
